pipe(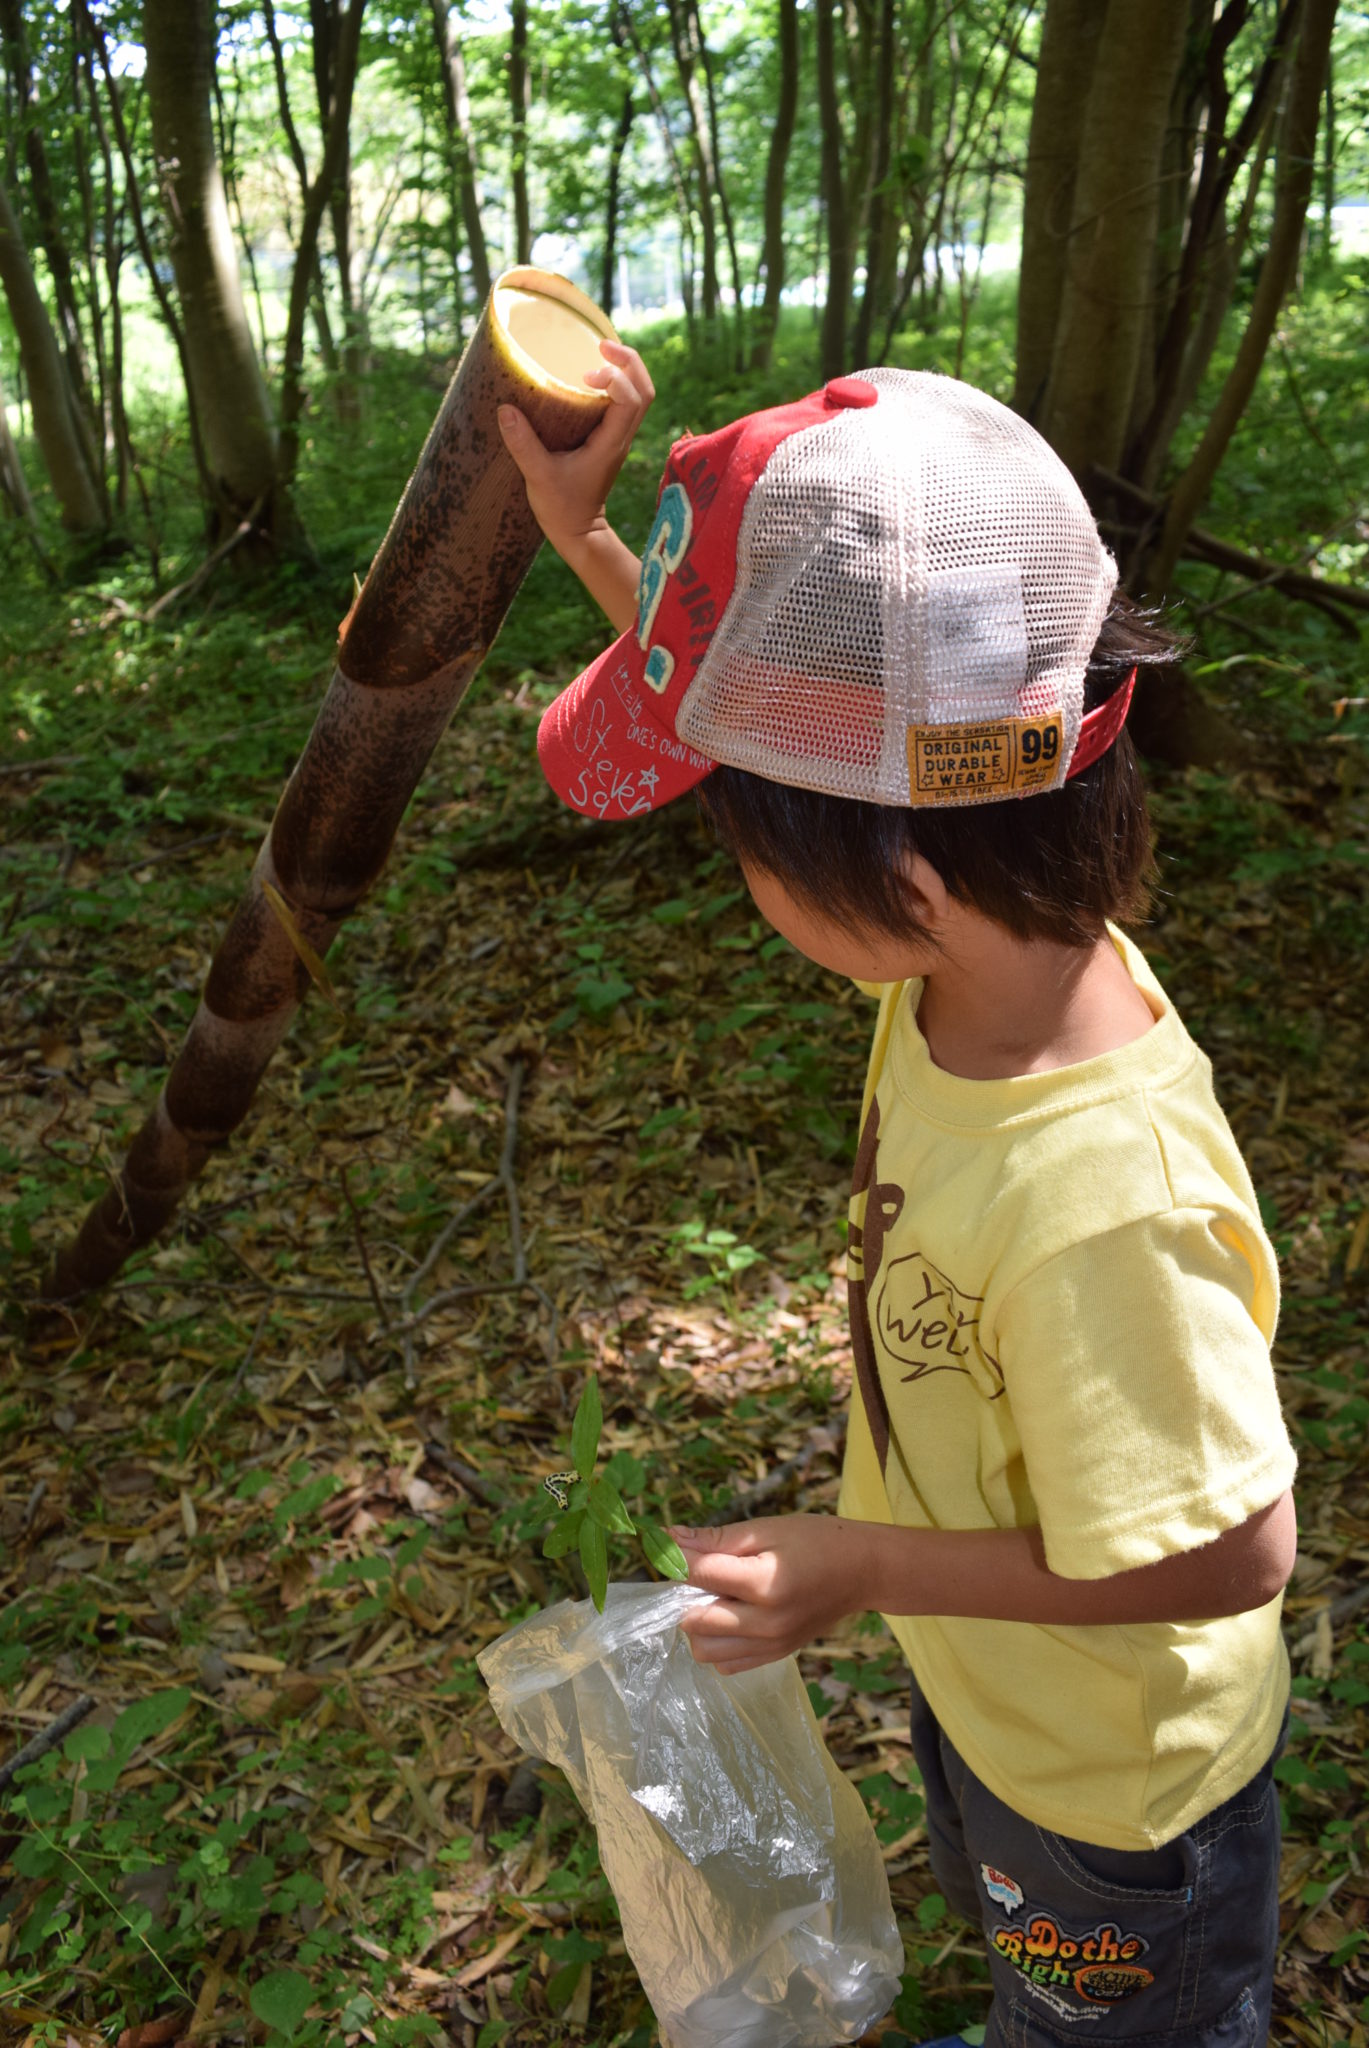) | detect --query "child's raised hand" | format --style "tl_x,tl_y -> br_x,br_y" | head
497,337 -> 654,564
671,1515 -> 869,1676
